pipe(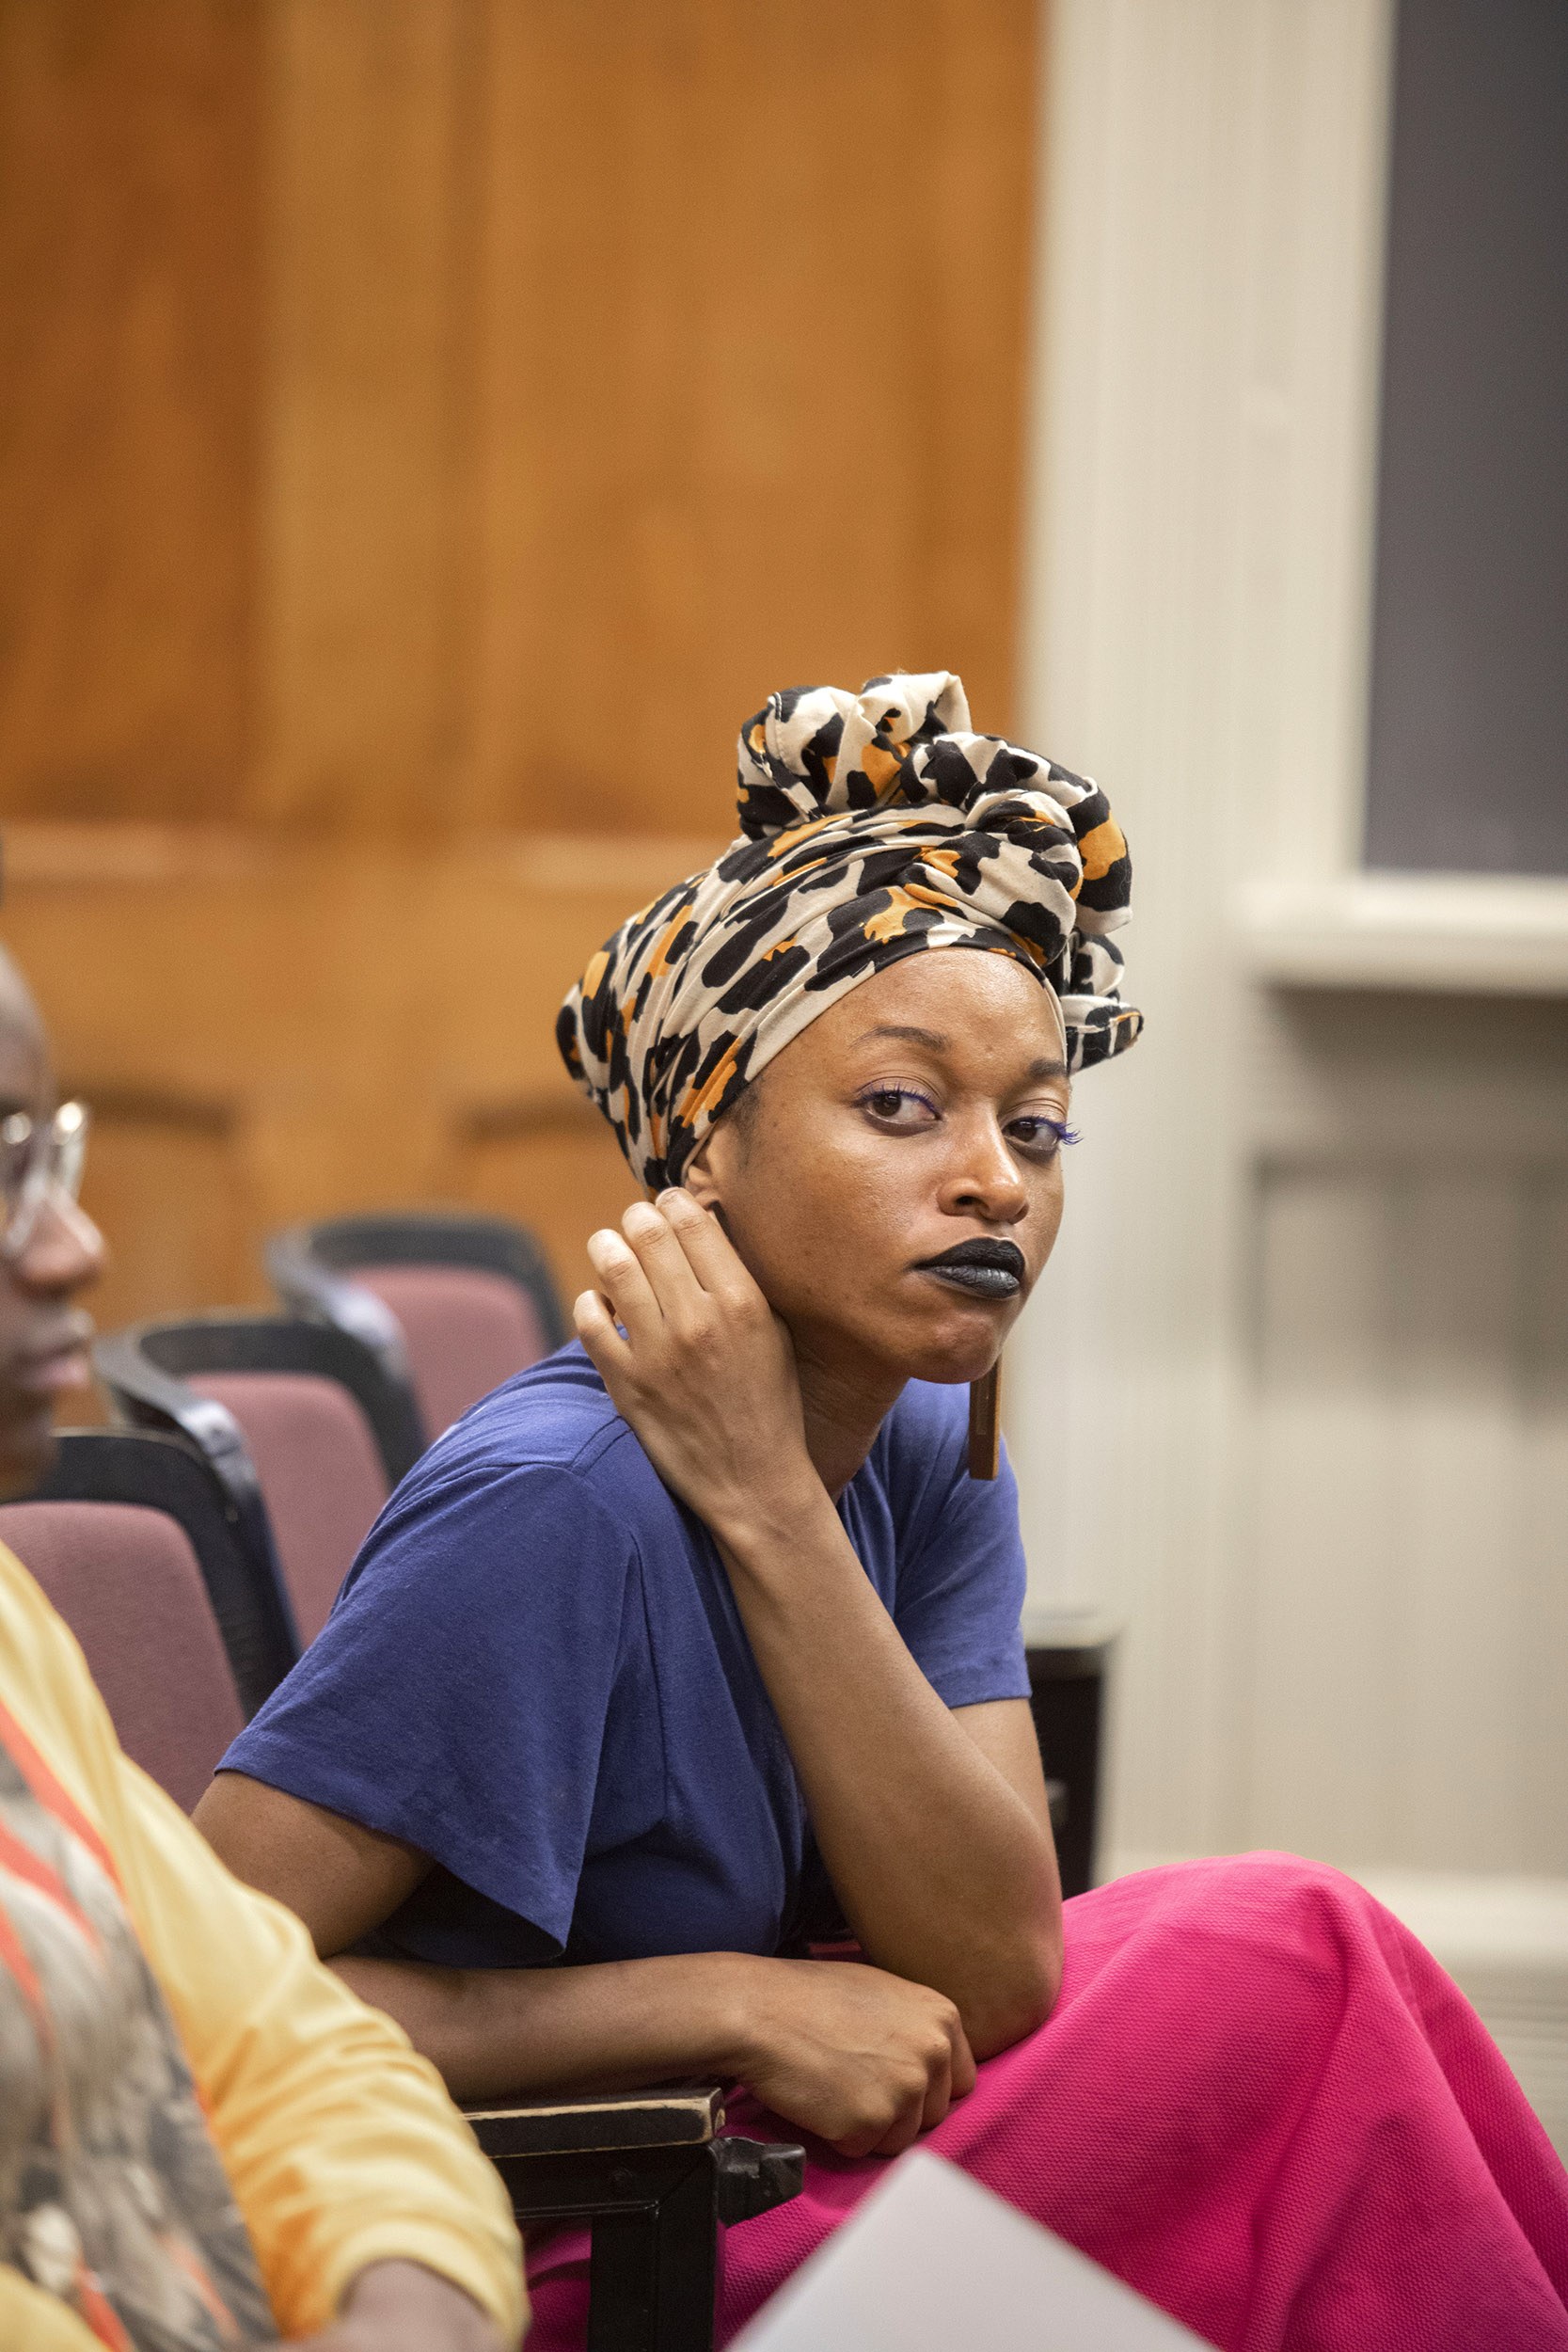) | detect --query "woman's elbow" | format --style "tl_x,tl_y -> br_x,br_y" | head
961,1924 -> 1062,2061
